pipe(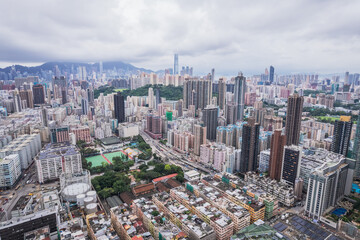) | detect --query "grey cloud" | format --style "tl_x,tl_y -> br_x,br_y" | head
0,0 -> 359,75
